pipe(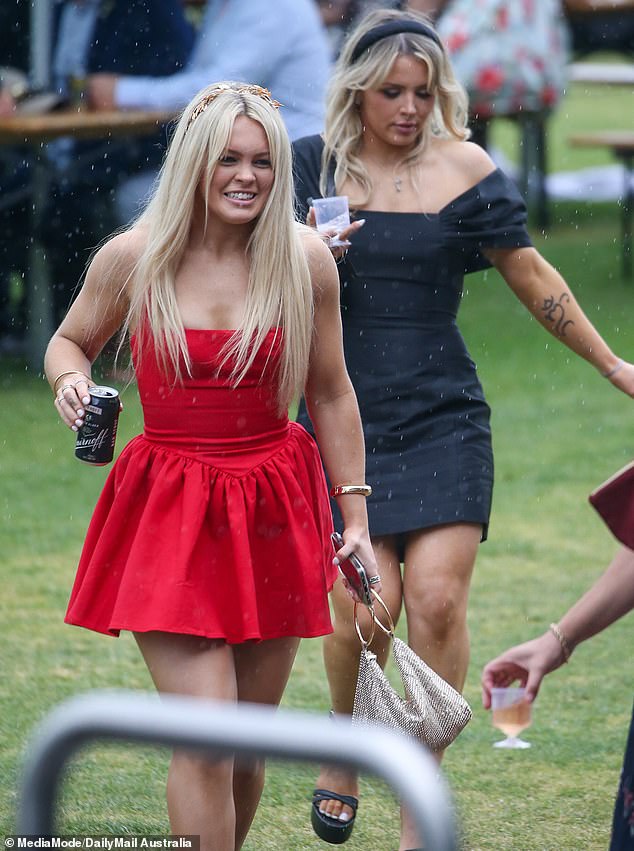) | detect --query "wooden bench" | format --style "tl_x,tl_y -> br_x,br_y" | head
568,62 -> 634,86
569,131 -> 634,278
564,0 -> 634,9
